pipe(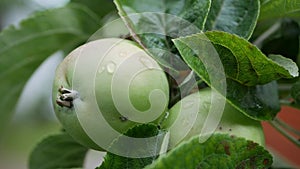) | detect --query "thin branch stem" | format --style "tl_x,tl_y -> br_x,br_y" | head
269,120 -> 300,148
169,71 -> 203,106
274,118 -> 300,136
280,98 -> 300,109
253,21 -> 281,48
